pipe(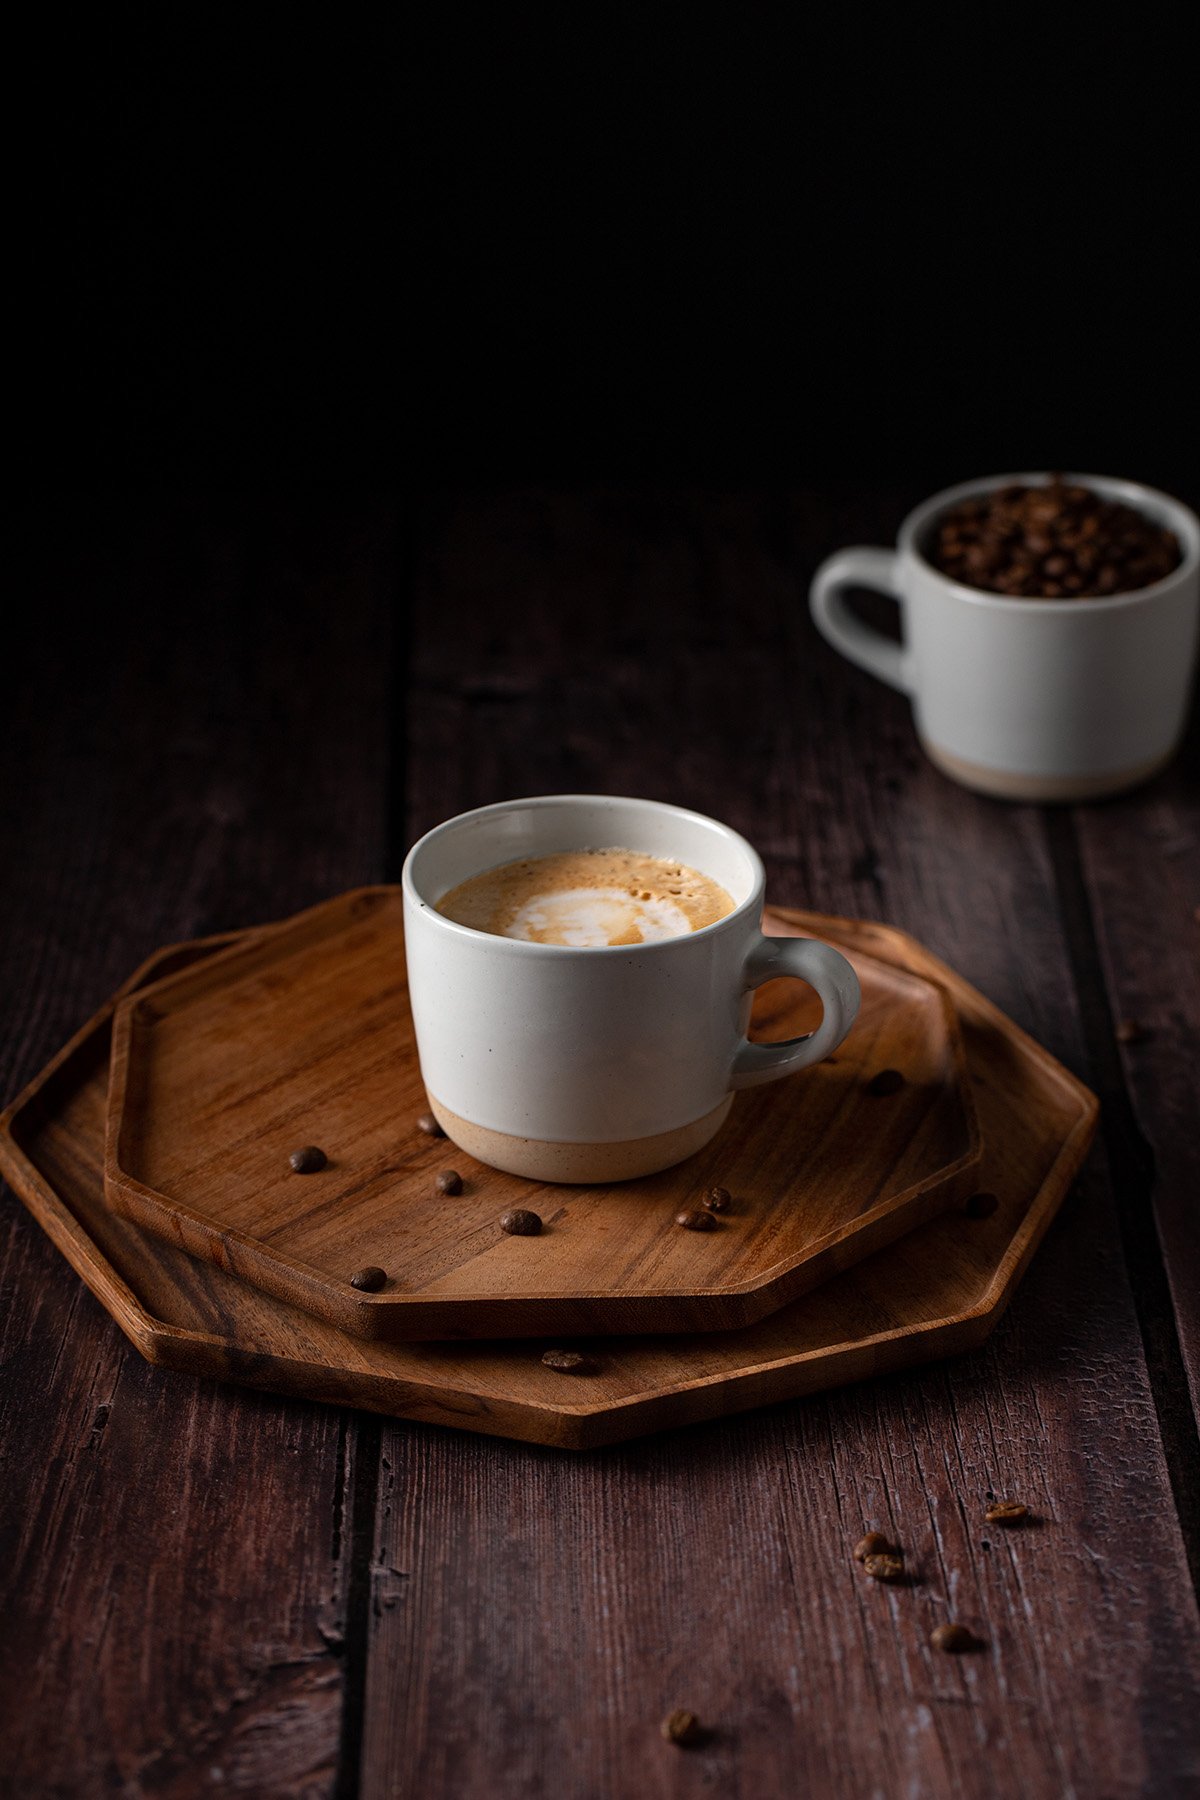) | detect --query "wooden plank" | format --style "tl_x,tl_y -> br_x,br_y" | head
0,496 -> 394,1796
361,487 -> 1200,1799
1069,737 -> 1200,1415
